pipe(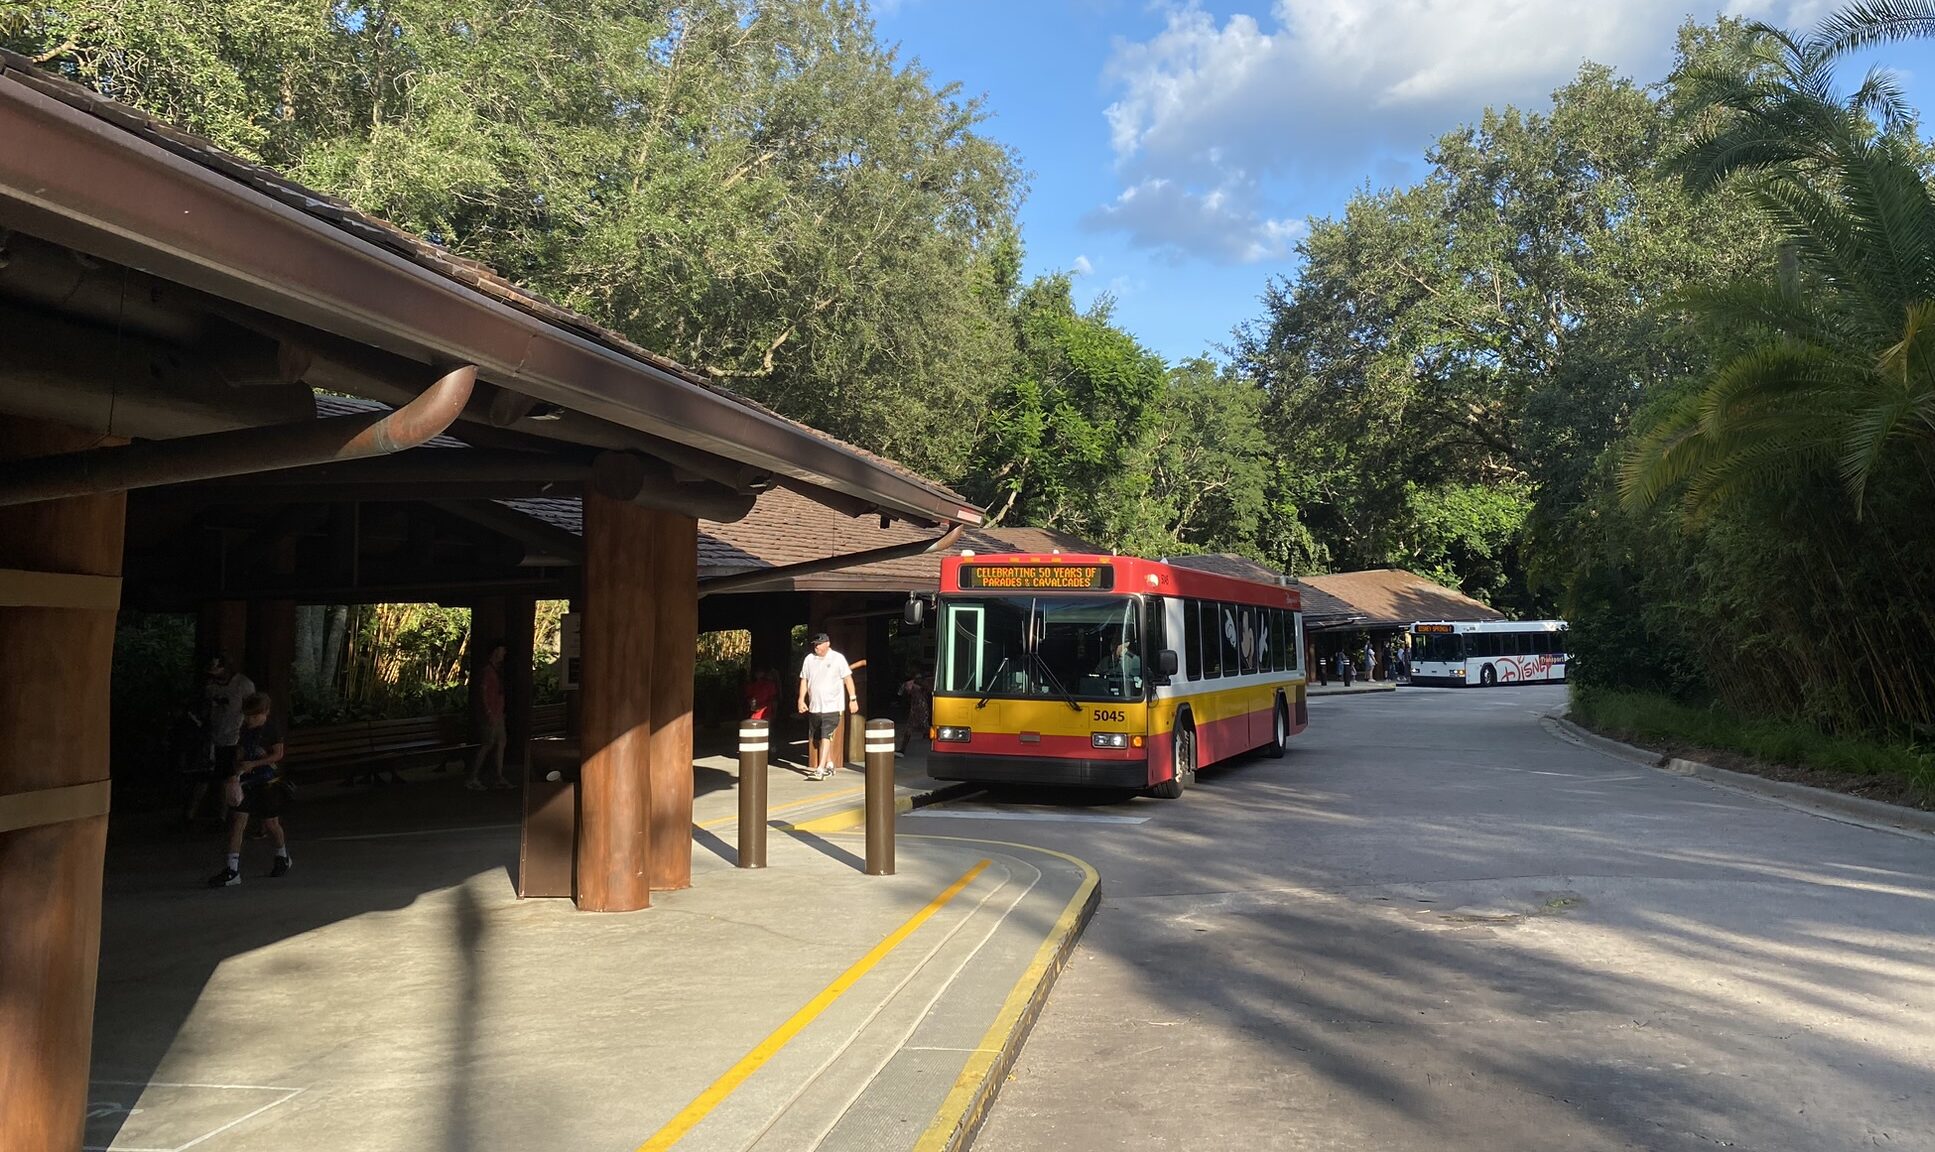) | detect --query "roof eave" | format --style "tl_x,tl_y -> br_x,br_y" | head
0,63 -> 982,529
